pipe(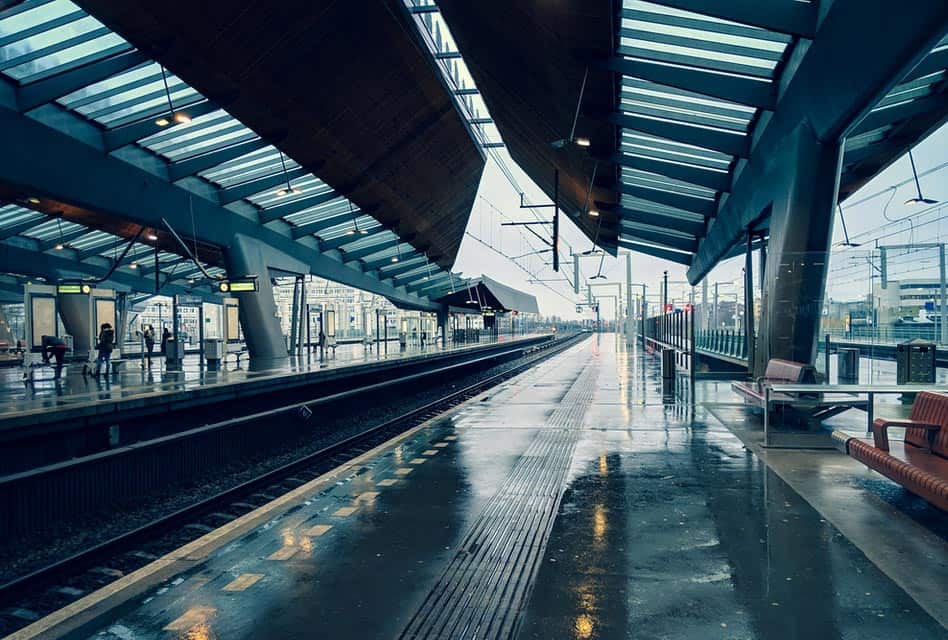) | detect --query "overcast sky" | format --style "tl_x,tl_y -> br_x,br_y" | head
453,122 -> 948,319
